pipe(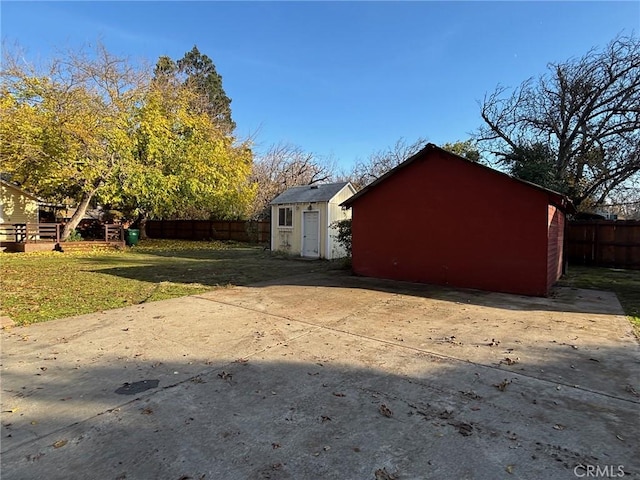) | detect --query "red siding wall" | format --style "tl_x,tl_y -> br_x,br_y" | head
546,206 -> 565,288
350,151 -> 552,296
